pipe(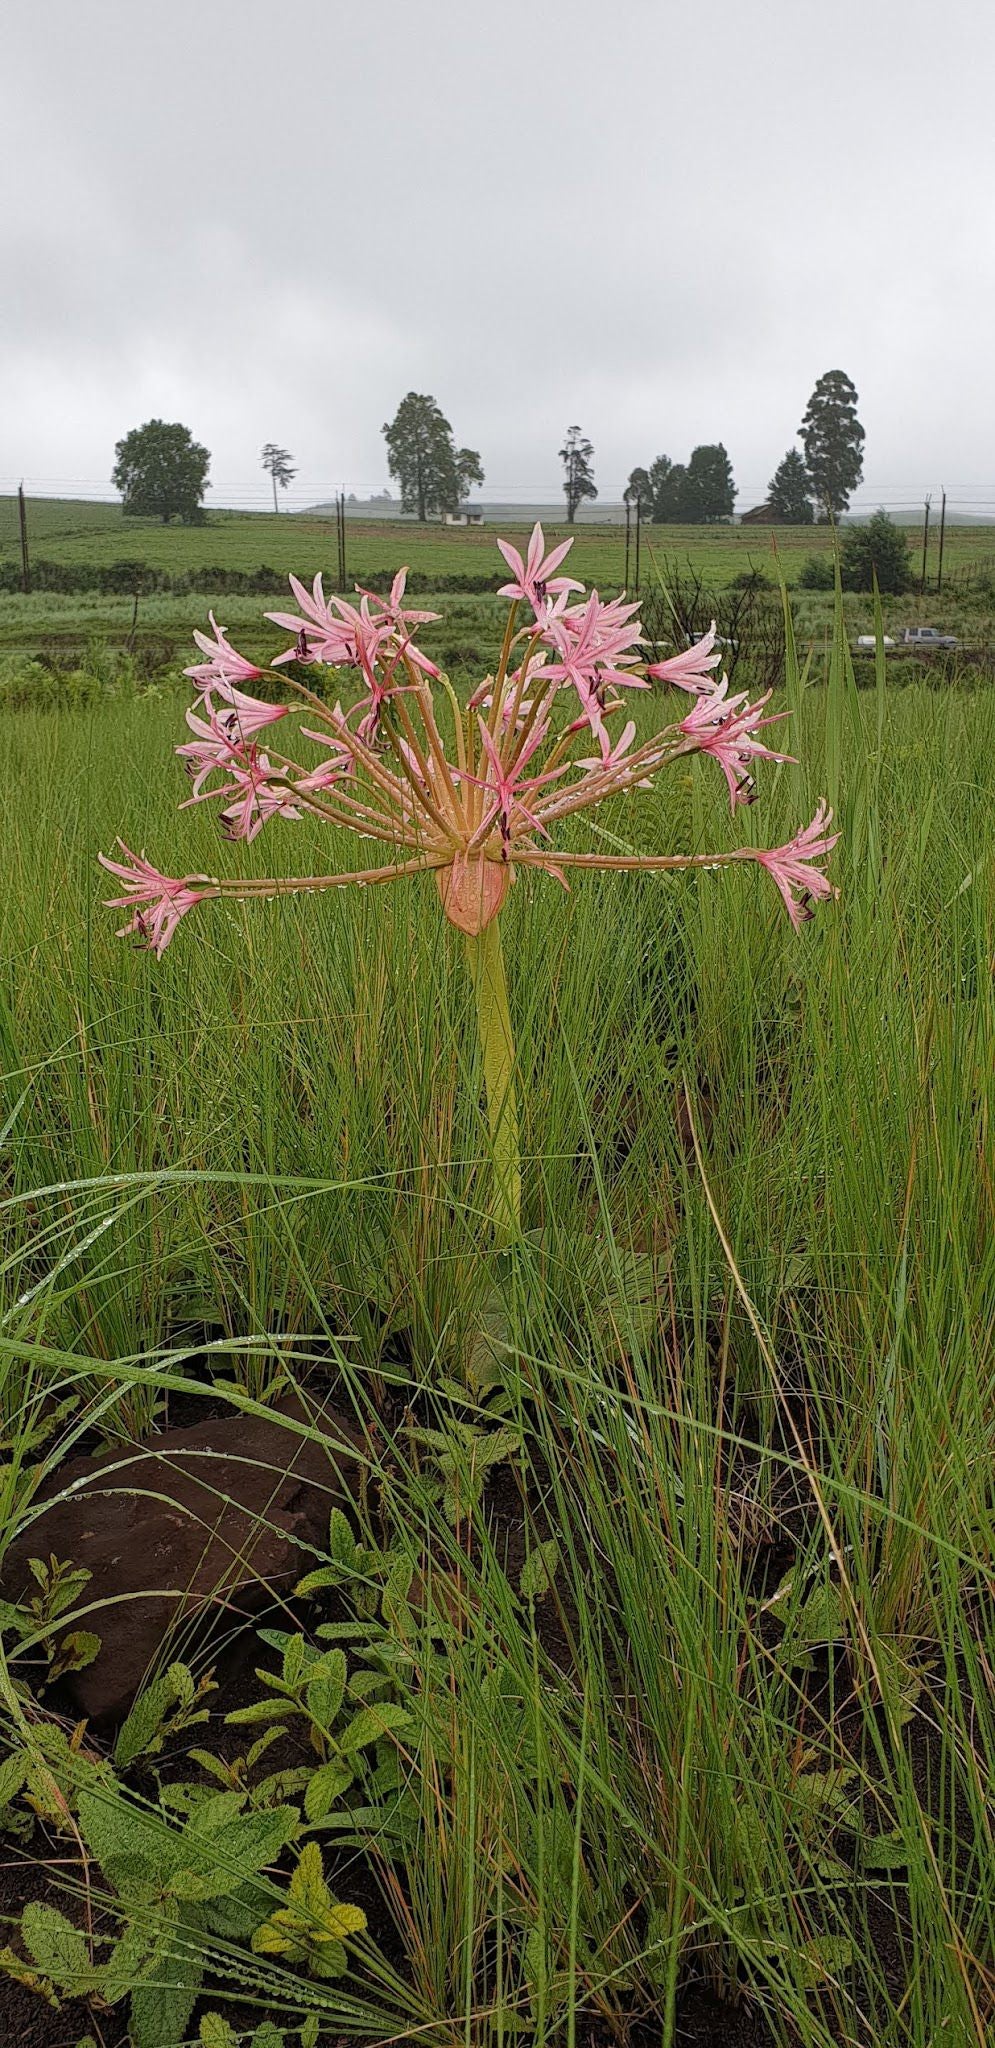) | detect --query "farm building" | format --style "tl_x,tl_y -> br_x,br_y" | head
444,503 -> 485,526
